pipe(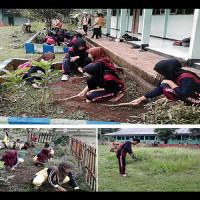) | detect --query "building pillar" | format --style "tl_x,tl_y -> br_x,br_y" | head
0,9 -> 3,23
98,9 -> 102,14
140,9 -> 153,50
119,9 -> 127,38
163,9 -> 170,38
91,9 -> 95,26
188,9 -> 200,64
106,9 -> 111,36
